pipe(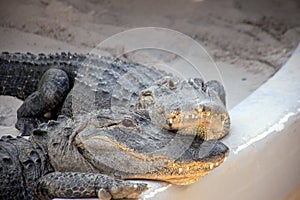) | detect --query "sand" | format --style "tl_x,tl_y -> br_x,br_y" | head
1,0 -> 299,66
